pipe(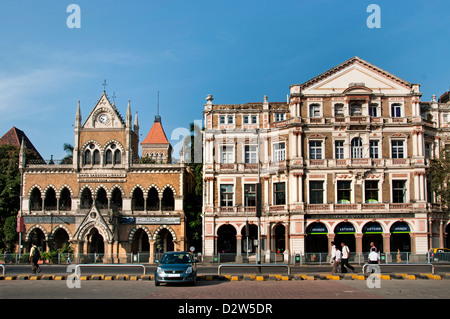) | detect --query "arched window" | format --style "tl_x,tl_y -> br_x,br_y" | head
84,150 -> 91,165
351,137 -> 363,159
30,188 -> 42,211
80,188 -> 93,209
147,188 -> 160,211
110,188 -> 123,210
44,188 -> 57,211
59,187 -> 72,211
93,150 -> 100,165
96,187 -> 108,209
106,150 -> 113,164
114,150 -> 121,164
161,187 -> 175,211
132,188 -> 144,211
